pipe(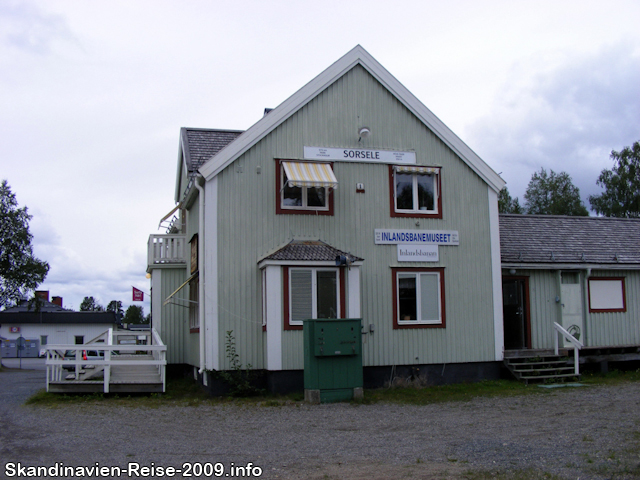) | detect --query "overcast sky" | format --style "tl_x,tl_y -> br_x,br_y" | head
1,0 -> 639,312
